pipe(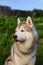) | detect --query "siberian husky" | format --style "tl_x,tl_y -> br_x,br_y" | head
4,16 -> 38,65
